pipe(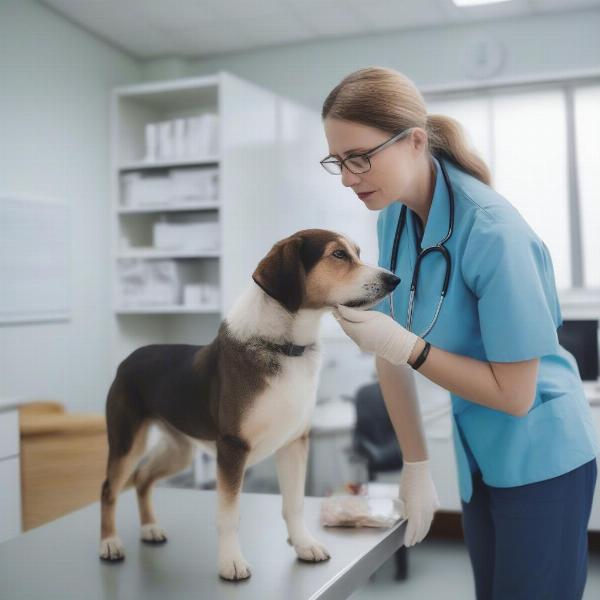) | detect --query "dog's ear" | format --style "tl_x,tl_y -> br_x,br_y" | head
252,236 -> 305,313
